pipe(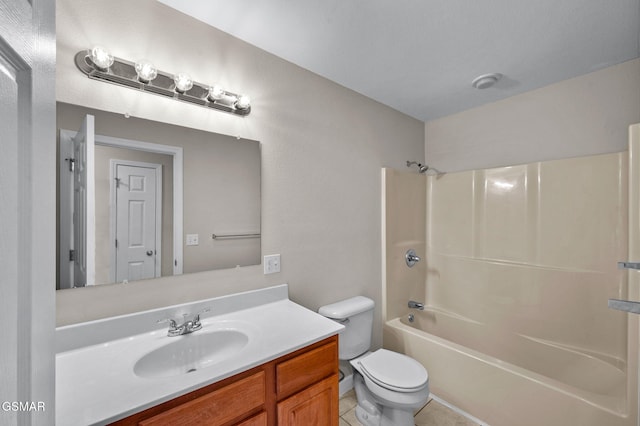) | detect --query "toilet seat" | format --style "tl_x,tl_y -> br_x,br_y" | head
356,349 -> 428,393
